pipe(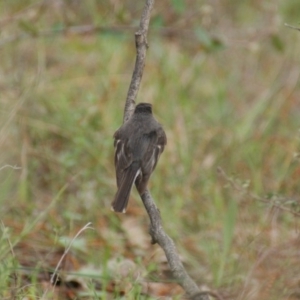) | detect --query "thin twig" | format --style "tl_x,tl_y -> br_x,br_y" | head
50,222 -> 94,284
217,167 -> 300,217
122,0 -> 155,123
0,165 -> 21,171
41,222 -> 94,299
284,23 -> 300,31
141,191 -> 208,299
